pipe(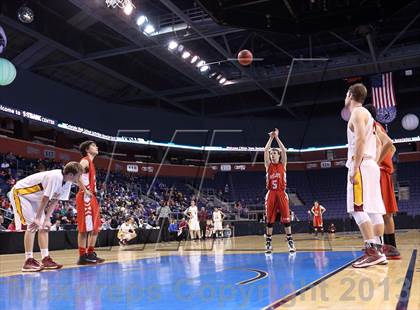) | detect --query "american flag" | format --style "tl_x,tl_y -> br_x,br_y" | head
371,72 -> 396,109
